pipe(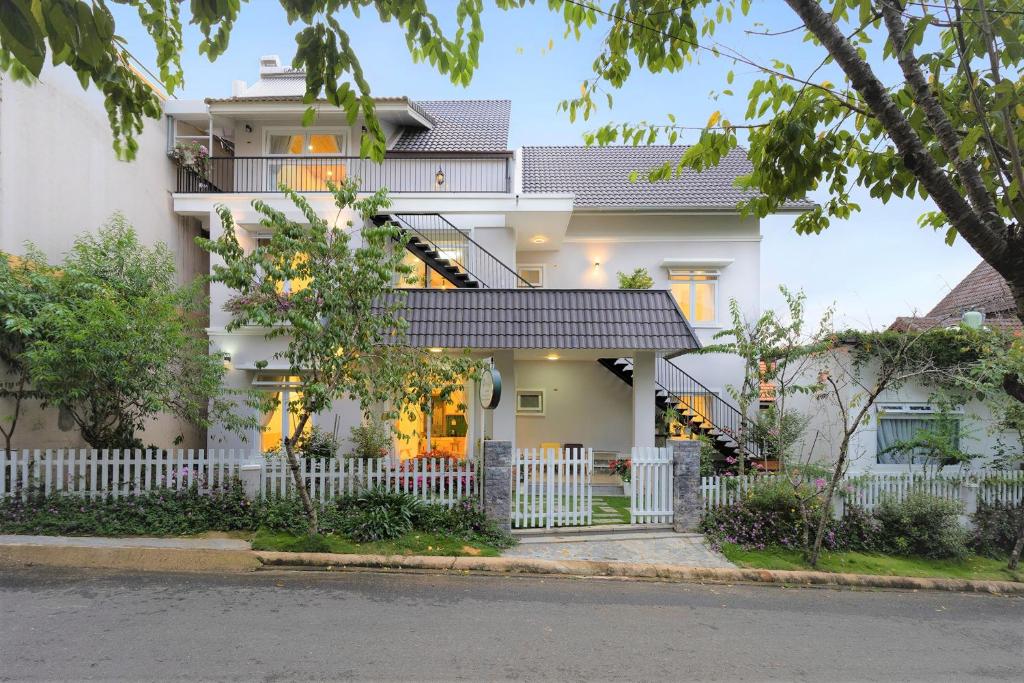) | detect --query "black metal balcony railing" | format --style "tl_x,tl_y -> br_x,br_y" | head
176,154 -> 513,194
388,213 -> 533,290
